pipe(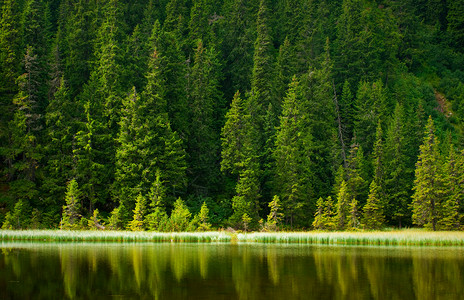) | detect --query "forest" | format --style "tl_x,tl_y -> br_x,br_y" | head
1,0 -> 464,231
